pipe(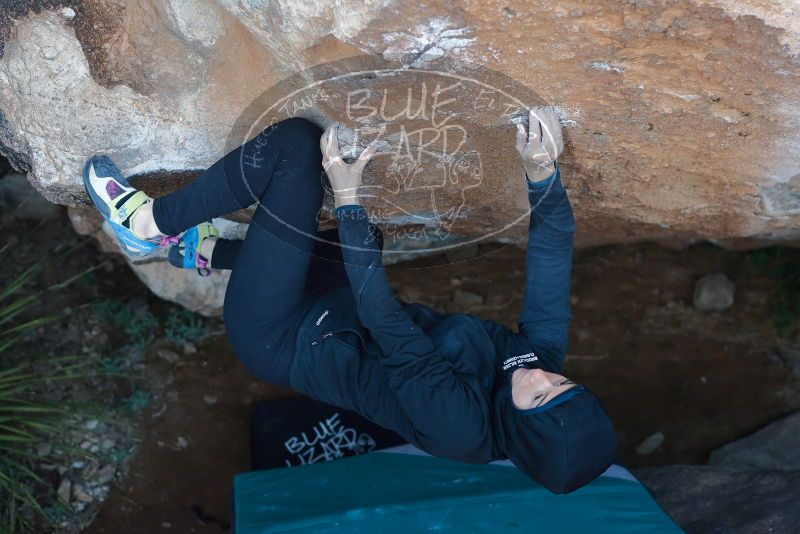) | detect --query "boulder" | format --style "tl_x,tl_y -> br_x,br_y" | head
637,465 -> 800,533
709,412 -> 800,471
1,1 -> 799,312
